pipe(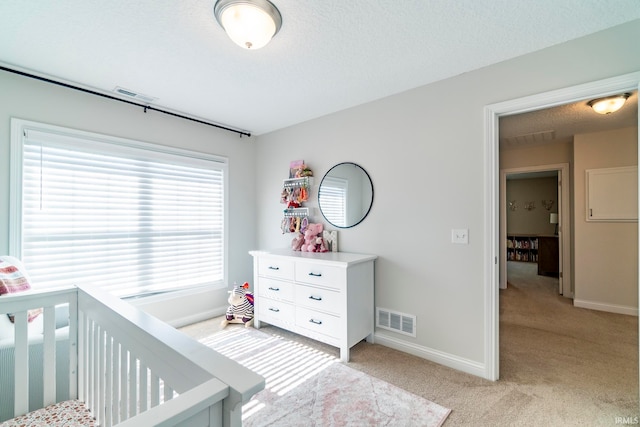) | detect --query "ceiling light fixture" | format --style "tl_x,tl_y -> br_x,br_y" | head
214,0 -> 282,50
587,93 -> 631,115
